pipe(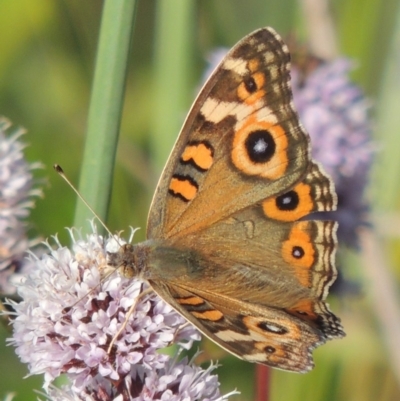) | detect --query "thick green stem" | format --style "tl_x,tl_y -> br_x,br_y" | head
74,0 -> 138,232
